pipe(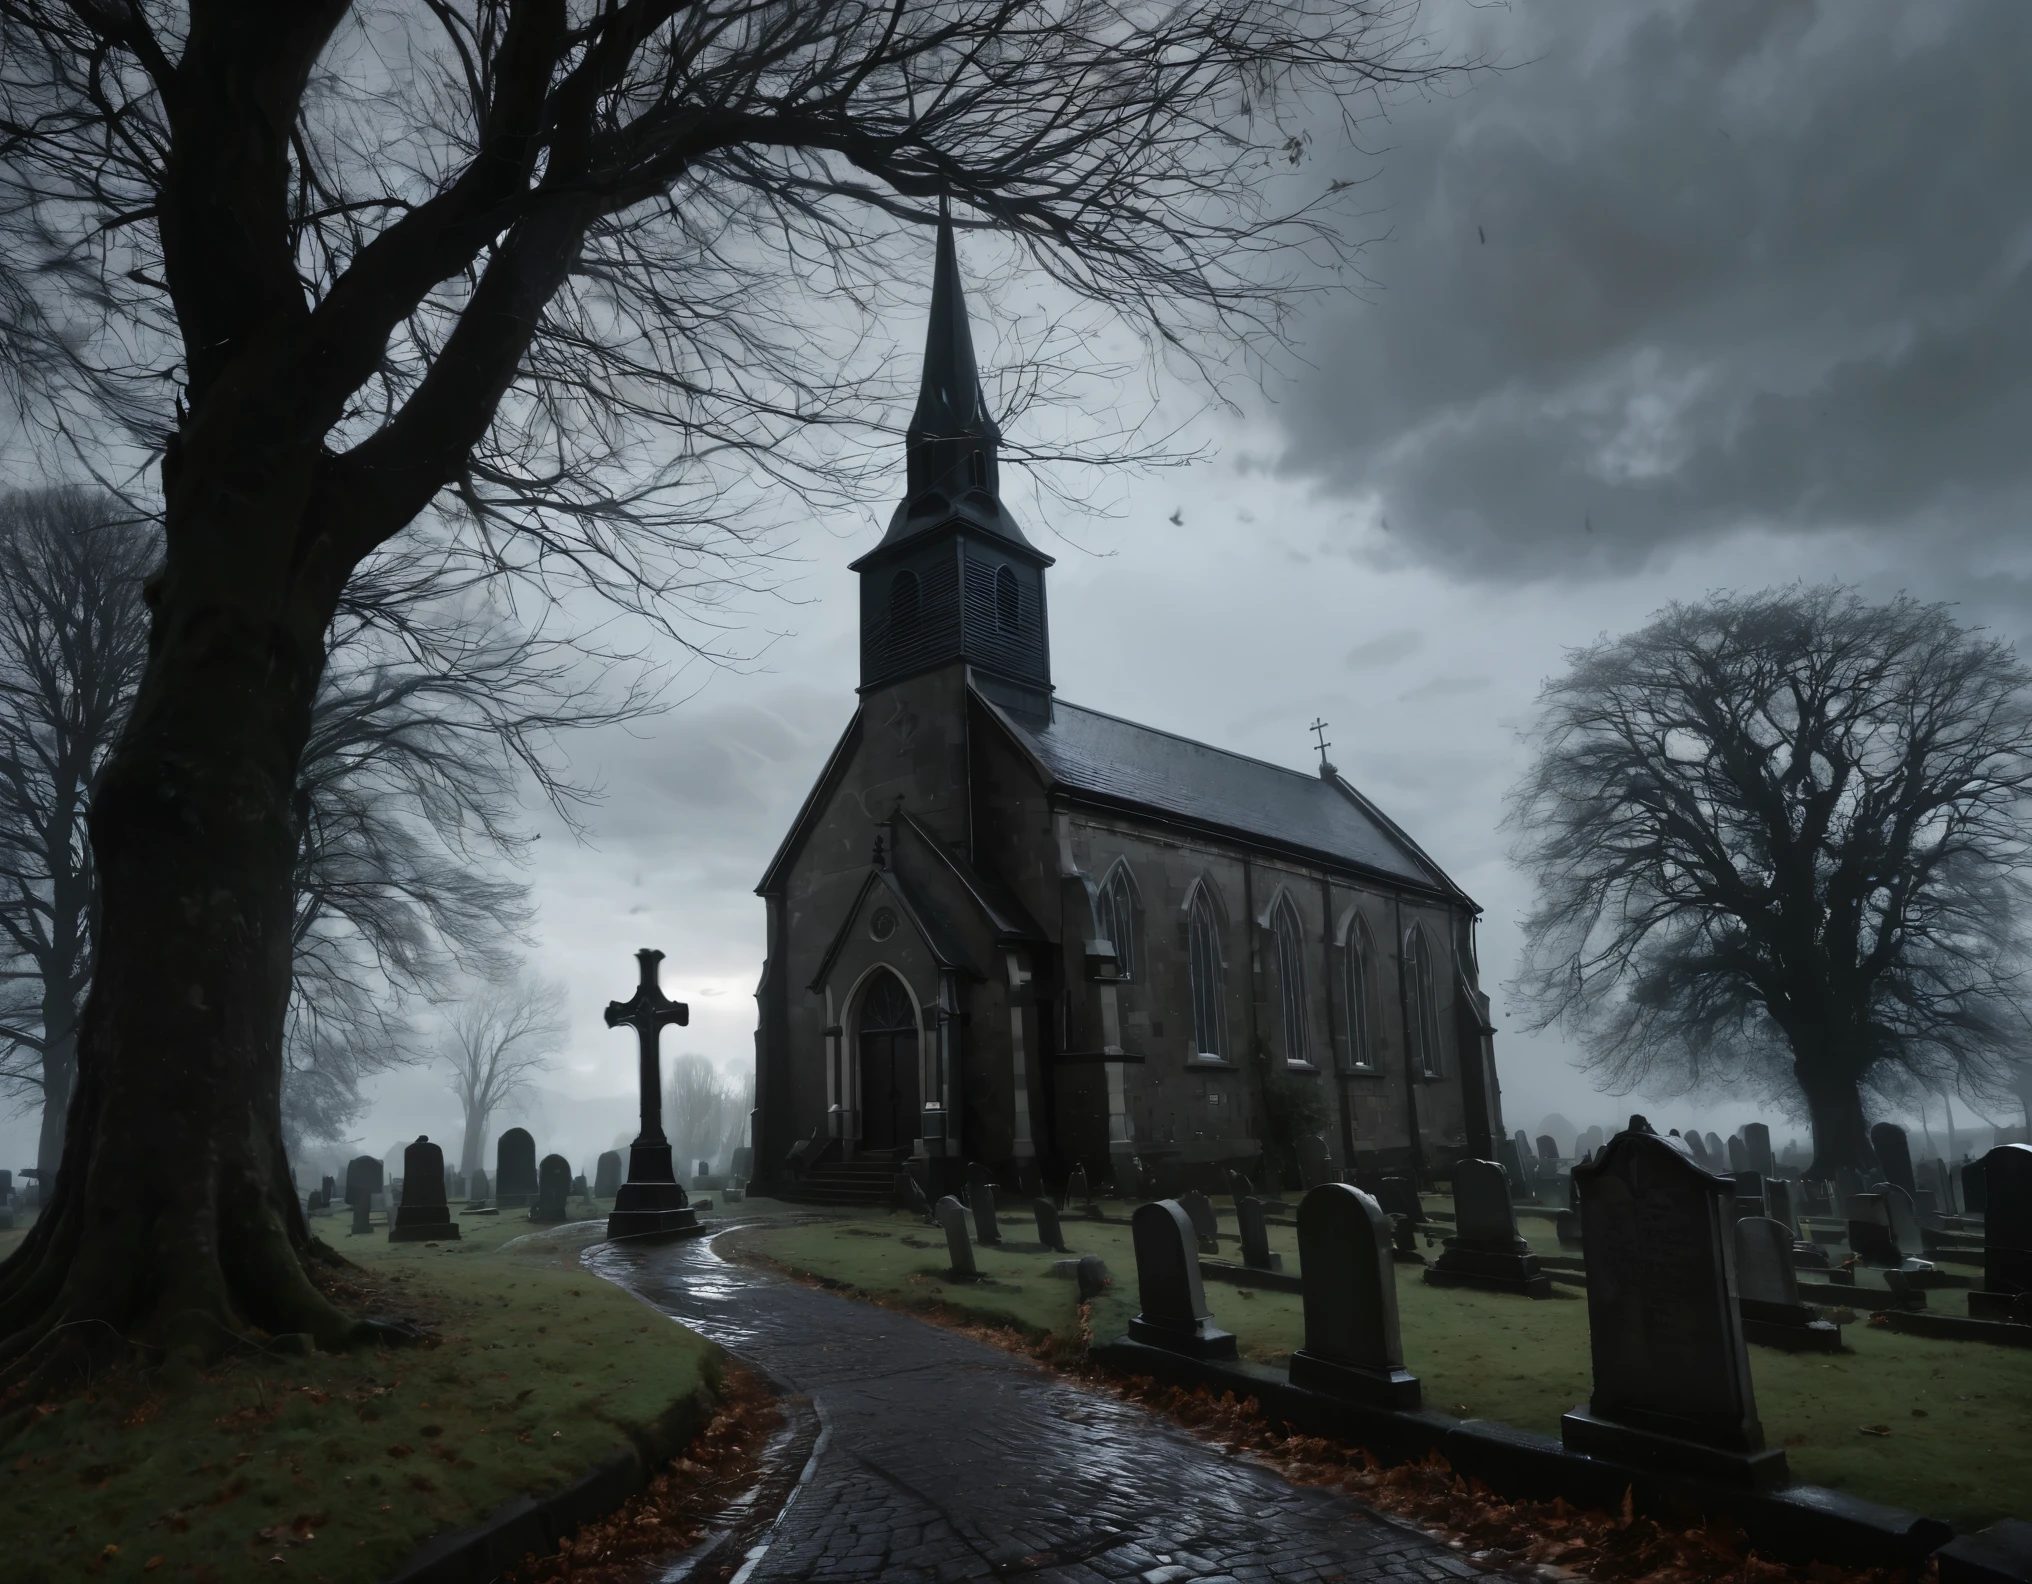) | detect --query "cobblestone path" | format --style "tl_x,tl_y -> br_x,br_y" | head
587,1229 -> 1500,1584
